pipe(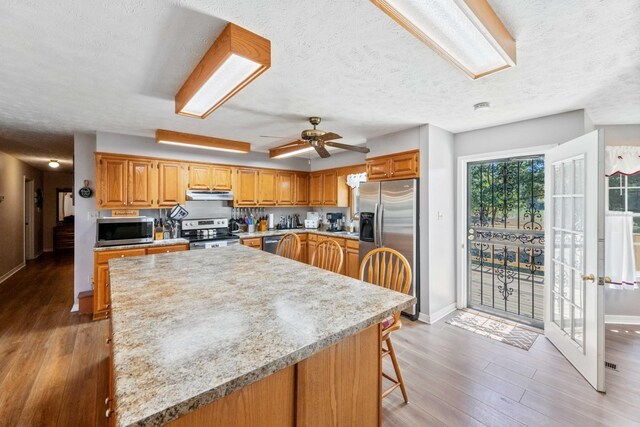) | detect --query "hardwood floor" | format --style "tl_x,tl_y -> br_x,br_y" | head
0,252 -> 109,427
1,254 -> 639,426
